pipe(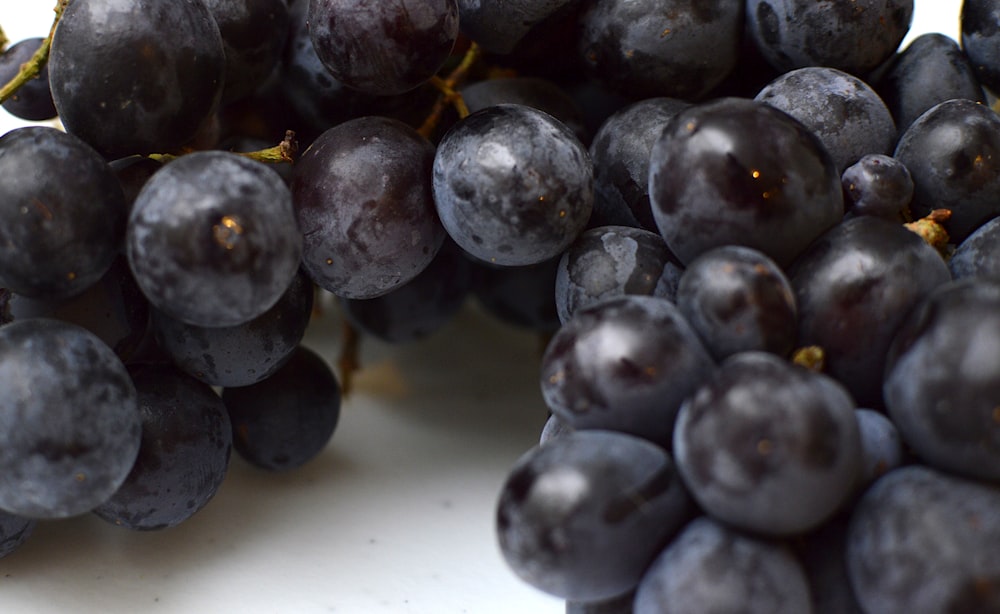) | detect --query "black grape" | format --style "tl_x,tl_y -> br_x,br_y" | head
949,216 -> 1000,280
673,351 -> 862,536
291,116 -> 444,299
883,279 -> 1000,482
846,465 -> 1000,613
649,97 -> 843,267
578,0 -> 742,100
203,0 -> 289,104
93,364 -> 232,531
339,240 -> 472,344
841,154 -> 914,222
222,346 -> 341,472
471,256 -> 562,333
754,66 -> 896,172
961,0 -> 1000,93
308,0 -> 459,95
433,104 -> 593,267
48,0 -> 226,157
496,430 -> 693,602
633,516 -> 812,614
894,98 -> 1000,243
540,295 -> 714,448
0,318 -> 140,519
461,77 -> 590,145
554,225 -> 677,325
0,38 -> 56,121
675,245 -> 797,361
0,127 -> 127,300
151,268 -> 314,388
126,151 -> 302,327
0,510 -> 35,559
789,215 -> 951,409
855,408 -> 904,489
589,97 -> 691,231
745,0 -> 913,76
457,0 -> 575,54
874,33 -> 986,133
